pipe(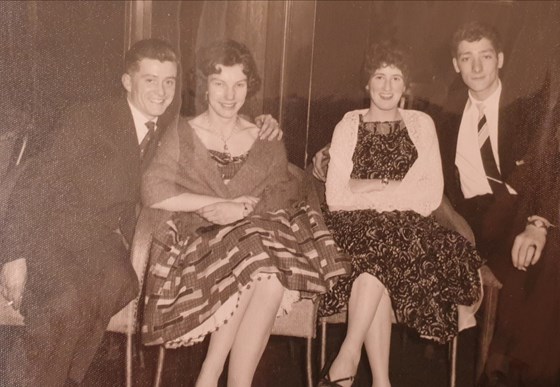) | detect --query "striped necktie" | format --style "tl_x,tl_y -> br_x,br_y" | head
477,104 -> 509,197
139,121 -> 156,160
